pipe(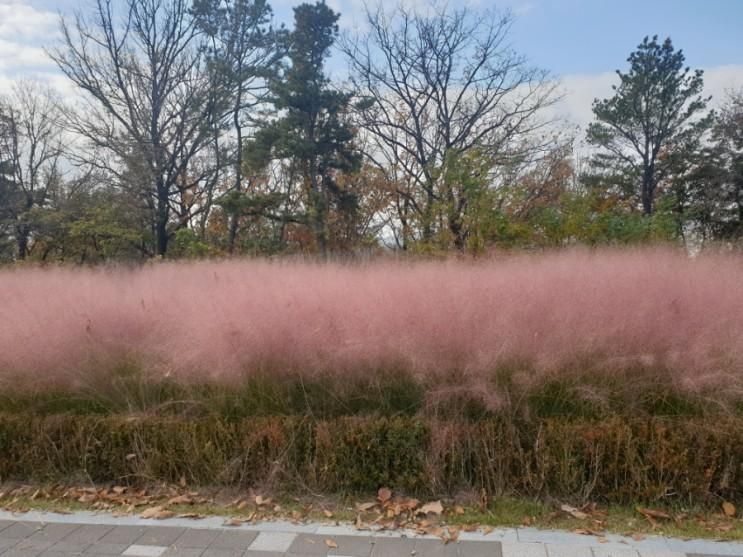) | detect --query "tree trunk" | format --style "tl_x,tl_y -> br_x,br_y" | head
228,88 -> 244,255
156,180 -> 169,257
641,170 -> 654,215
16,224 -> 28,260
